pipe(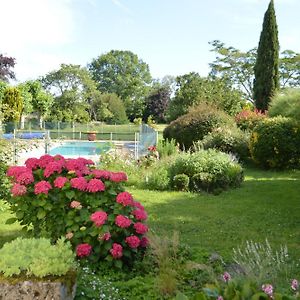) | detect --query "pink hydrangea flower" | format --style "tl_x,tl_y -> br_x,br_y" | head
222,272 -> 231,283
116,191 -> 133,207
11,183 -> 27,197
92,169 -> 111,180
16,171 -> 34,185
70,201 -> 82,209
132,200 -> 145,210
99,232 -> 111,241
110,172 -> 128,182
125,235 -> 140,248
86,178 -> 105,193
110,243 -> 123,259
140,236 -> 149,248
90,211 -> 108,227
7,166 -> 29,178
262,284 -> 273,297
34,181 -> 52,195
291,279 -> 299,291
43,161 -> 63,178
115,215 -> 131,228
25,158 -> 40,170
70,177 -> 87,191
132,209 -> 148,221
54,176 -> 68,188
38,154 -> 55,168
76,243 -> 92,257
134,222 -> 148,234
